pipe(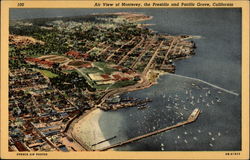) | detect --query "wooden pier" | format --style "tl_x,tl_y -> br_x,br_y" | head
99,108 -> 200,151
